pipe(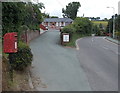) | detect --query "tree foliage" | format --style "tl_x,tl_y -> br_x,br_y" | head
2,2 -> 45,36
73,17 -> 92,34
62,17 -> 93,38
10,41 -> 33,71
62,2 -> 81,20
106,15 -> 120,39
